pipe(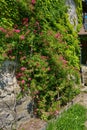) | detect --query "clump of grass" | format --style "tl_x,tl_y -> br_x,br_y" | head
46,104 -> 87,130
